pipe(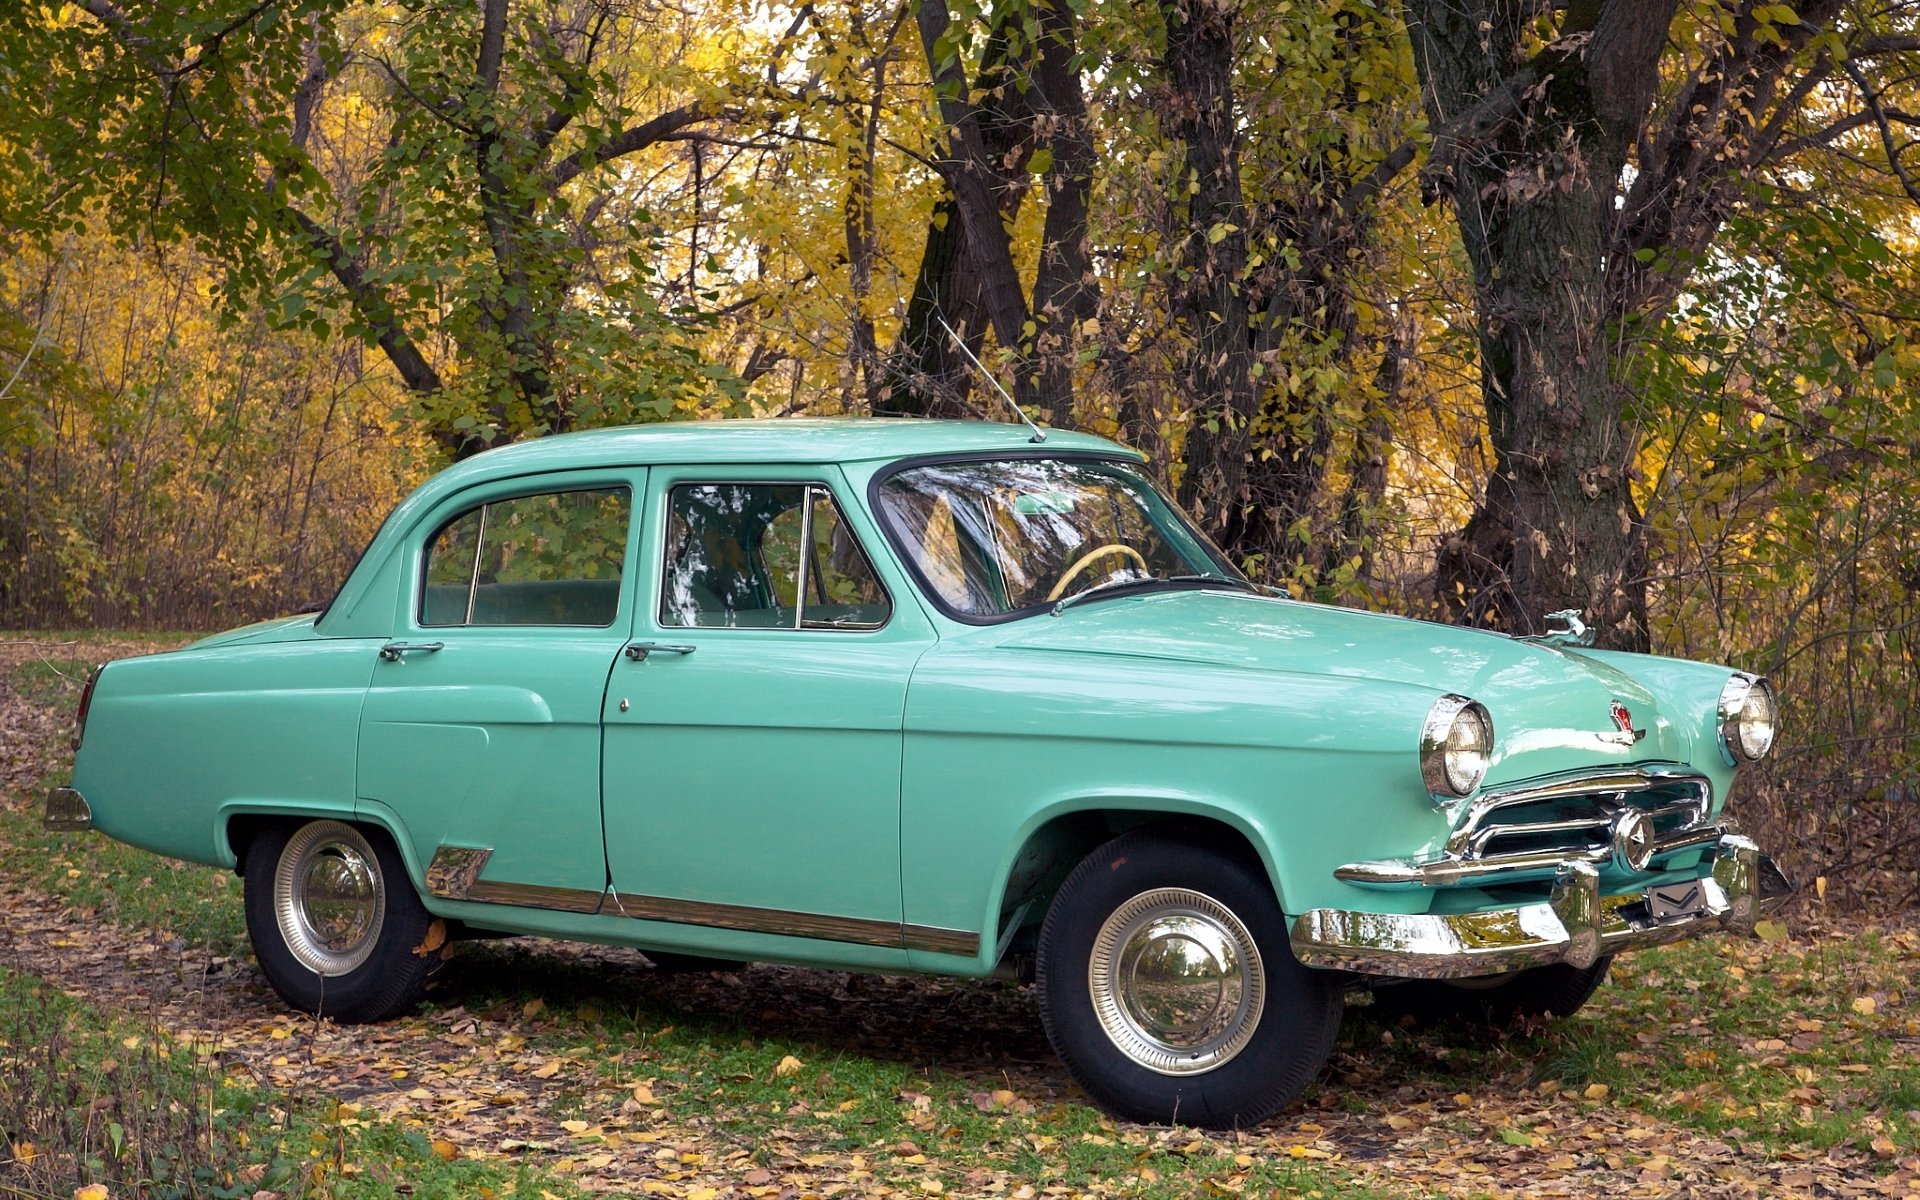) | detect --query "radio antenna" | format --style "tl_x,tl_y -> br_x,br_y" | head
935,311 -> 1046,443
